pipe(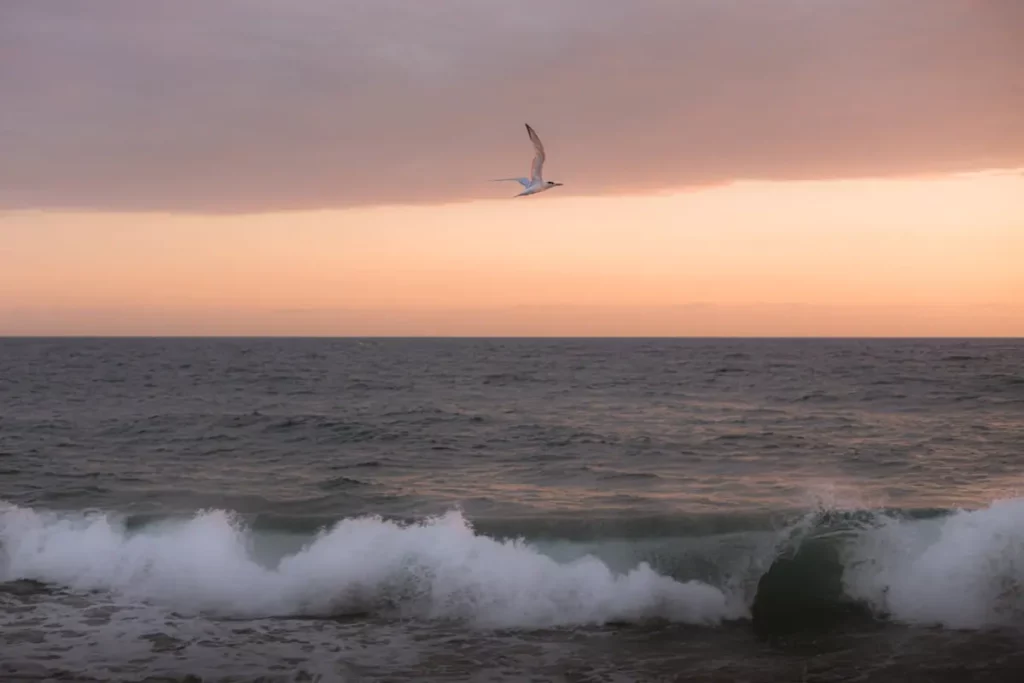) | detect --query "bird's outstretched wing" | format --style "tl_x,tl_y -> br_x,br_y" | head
491,177 -> 531,188
526,123 -> 546,182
